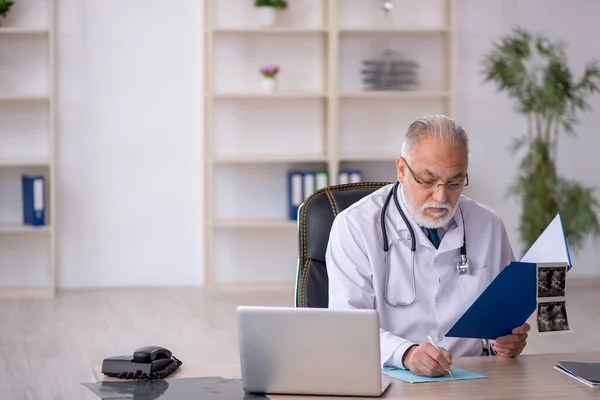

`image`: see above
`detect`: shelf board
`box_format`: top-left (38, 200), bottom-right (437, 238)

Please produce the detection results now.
top-left (213, 154), bottom-right (327, 164)
top-left (339, 27), bottom-right (450, 34)
top-left (212, 219), bottom-right (297, 230)
top-left (0, 287), bottom-right (55, 298)
top-left (213, 92), bottom-right (326, 99)
top-left (0, 158), bottom-right (50, 167)
top-left (208, 282), bottom-right (295, 294)
top-left (339, 90), bottom-right (450, 99)
top-left (0, 28), bottom-right (49, 35)
top-left (0, 95), bottom-right (49, 103)
top-left (340, 154), bottom-right (398, 162)
top-left (0, 224), bottom-right (52, 234)
top-left (211, 27), bottom-right (327, 34)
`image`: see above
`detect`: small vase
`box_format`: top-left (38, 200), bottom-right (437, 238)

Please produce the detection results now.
top-left (261, 77), bottom-right (277, 93)
top-left (258, 6), bottom-right (277, 27)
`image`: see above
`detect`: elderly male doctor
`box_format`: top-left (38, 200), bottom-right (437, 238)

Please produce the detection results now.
top-left (326, 115), bottom-right (530, 377)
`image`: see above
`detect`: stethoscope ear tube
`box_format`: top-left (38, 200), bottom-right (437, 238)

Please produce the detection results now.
top-left (380, 183), bottom-right (395, 253)
top-left (391, 182), bottom-right (416, 252)
top-left (382, 181), bottom-right (417, 253)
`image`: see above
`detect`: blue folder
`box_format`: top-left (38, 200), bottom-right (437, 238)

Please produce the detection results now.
top-left (22, 175), bottom-right (45, 226)
top-left (446, 213), bottom-right (570, 339)
top-left (287, 171), bottom-right (303, 221)
top-left (445, 261), bottom-right (537, 339)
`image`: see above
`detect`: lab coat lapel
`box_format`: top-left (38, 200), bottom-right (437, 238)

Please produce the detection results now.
top-left (437, 203), bottom-right (464, 254)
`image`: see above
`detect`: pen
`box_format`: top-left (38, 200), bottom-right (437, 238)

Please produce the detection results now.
top-left (427, 334), bottom-right (454, 378)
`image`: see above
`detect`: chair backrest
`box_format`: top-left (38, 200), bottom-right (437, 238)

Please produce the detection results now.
top-left (295, 182), bottom-right (389, 308)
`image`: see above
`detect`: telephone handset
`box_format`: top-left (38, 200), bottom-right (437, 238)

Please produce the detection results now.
top-left (101, 346), bottom-right (183, 380)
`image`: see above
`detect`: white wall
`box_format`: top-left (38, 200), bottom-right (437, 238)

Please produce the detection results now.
top-left (56, 0), bottom-right (204, 287)
top-left (458, 0), bottom-right (600, 276)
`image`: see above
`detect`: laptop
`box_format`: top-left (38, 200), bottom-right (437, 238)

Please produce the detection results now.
top-left (236, 306), bottom-right (392, 397)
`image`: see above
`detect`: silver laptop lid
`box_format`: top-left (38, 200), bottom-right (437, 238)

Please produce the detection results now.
top-left (237, 306), bottom-right (384, 396)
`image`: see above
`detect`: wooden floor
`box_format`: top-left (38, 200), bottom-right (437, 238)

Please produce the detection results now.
top-left (1, 278), bottom-right (599, 400)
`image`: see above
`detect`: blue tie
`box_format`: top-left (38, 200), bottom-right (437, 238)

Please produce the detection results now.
top-left (426, 228), bottom-right (441, 249)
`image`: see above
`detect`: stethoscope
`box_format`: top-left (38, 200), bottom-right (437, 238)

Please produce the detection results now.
top-left (380, 181), bottom-right (471, 307)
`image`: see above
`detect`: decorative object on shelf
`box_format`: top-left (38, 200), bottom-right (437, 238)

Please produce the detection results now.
top-left (361, 50), bottom-right (419, 91)
top-left (0, 0), bottom-right (14, 25)
top-left (260, 64), bottom-right (279, 92)
top-left (254, 0), bottom-right (288, 27)
top-left (380, 0), bottom-right (395, 27)
top-left (381, 1), bottom-right (394, 15)
top-left (482, 27), bottom-right (600, 253)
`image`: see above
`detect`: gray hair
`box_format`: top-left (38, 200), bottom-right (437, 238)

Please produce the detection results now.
top-left (400, 115), bottom-right (470, 163)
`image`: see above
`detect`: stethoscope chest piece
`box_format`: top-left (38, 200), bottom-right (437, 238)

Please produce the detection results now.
top-left (456, 254), bottom-right (472, 275)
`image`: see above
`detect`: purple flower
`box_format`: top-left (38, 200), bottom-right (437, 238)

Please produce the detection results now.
top-left (260, 64), bottom-right (280, 78)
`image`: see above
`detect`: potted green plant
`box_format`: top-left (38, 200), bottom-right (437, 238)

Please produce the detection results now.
top-left (254, 0), bottom-right (288, 27)
top-left (482, 27), bottom-right (600, 254)
top-left (0, 0), bottom-right (14, 26)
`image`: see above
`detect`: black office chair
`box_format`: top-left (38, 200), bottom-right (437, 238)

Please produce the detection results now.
top-left (295, 182), bottom-right (390, 308)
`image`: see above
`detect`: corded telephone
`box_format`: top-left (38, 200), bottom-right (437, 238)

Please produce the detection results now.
top-left (101, 346), bottom-right (182, 380)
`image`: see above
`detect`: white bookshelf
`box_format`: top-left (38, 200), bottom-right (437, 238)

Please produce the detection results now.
top-left (339, 90), bottom-right (451, 98)
top-left (0, 159), bottom-right (50, 167)
top-left (212, 27), bottom-right (327, 34)
top-left (204, 0), bottom-right (457, 291)
top-left (0, 95), bottom-right (49, 102)
top-left (213, 219), bottom-right (297, 230)
top-left (213, 92), bottom-right (327, 99)
top-left (213, 154), bottom-right (327, 164)
top-left (339, 27), bottom-right (450, 34)
top-left (0, 224), bottom-right (52, 234)
top-left (0, 27), bottom-right (49, 35)
top-left (0, 0), bottom-right (56, 297)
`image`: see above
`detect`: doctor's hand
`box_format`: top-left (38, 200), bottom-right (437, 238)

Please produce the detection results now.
top-left (492, 322), bottom-right (530, 357)
top-left (402, 343), bottom-right (452, 377)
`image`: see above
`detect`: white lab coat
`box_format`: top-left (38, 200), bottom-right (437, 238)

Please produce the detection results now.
top-left (326, 183), bottom-right (514, 368)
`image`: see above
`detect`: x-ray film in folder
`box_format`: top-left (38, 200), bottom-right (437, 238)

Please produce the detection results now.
top-left (446, 213), bottom-right (571, 339)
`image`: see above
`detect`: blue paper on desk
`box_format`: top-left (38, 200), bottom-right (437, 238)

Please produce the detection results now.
top-left (446, 213), bottom-right (571, 340)
top-left (382, 367), bottom-right (486, 383)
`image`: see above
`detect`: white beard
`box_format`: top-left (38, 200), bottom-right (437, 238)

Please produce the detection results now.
top-left (401, 179), bottom-right (458, 229)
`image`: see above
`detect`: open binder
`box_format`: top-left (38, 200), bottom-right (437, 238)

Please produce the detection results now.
top-left (446, 213), bottom-right (571, 339)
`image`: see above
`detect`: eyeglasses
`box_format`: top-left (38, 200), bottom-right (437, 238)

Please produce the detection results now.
top-left (402, 157), bottom-right (468, 191)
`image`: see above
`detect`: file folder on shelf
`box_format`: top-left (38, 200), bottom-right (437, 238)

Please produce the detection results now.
top-left (338, 169), bottom-right (361, 184)
top-left (349, 170), bottom-right (362, 183)
top-left (22, 175), bottom-right (45, 226)
top-left (287, 171), bottom-right (303, 221)
top-left (303, 172), bottom-right (315, 201)
top-left (315, 170), bottom-right (328, 190)
top-left (287, 170), bottom-right (331, 221)
top-left (338, 170), bottom-right (349, 185)
top-left (446, 213), bottom-right (570, 339)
